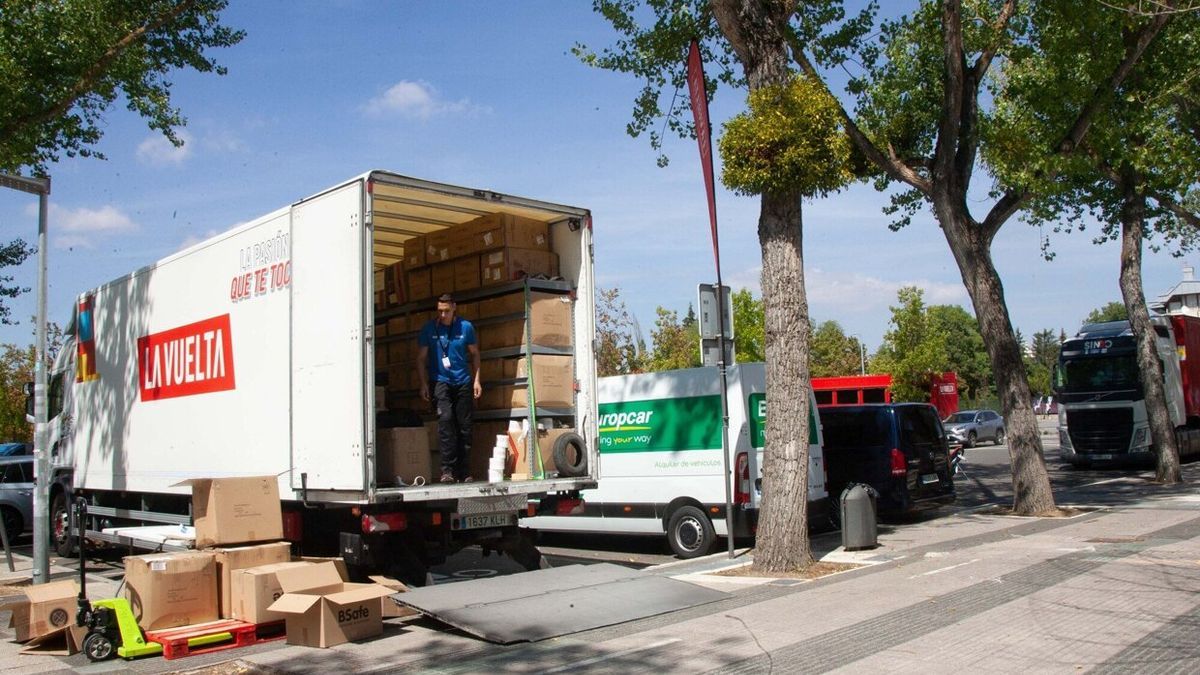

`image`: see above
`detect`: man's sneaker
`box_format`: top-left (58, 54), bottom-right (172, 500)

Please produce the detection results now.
top-left (440, 472), bottom-right (455, 484)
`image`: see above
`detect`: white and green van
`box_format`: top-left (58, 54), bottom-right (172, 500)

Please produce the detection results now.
top-left (523, 363), bottom-right (828, 558)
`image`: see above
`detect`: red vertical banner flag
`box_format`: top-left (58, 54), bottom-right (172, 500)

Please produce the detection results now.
top-left (687, 39), bottom-right (721, 273)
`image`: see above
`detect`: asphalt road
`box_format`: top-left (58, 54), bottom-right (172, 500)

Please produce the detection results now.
top-left (6, 416), bottom-right (1174, 585)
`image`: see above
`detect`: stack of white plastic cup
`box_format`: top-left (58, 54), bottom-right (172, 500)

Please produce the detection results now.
top-left (489, 434), bottom-right (507, 483)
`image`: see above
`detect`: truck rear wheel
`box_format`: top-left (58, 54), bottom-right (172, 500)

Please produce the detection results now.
top-left (666, 505), bottom-right (714, 559)
top-left (50, 493), bottom-right (74, 558)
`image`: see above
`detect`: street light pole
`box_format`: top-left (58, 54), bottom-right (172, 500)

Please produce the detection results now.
top-left (0, 172), bottom-right (51, 584)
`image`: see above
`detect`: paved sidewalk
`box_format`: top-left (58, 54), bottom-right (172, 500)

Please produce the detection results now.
top-left (3, 464), bottom-right (1198, 674)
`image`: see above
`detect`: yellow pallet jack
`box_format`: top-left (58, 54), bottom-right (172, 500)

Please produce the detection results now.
top-left (73, 498), bottom-right (163, 661)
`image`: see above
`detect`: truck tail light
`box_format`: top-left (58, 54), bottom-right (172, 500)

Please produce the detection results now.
top-left (282, 511), bottom-right (303, 542)
top-left (362, 513), bottom-right (407, 533)
top-left (734, 452), bottom-right (750, 504)
top-left (890, 448), bottom-right (907, 477)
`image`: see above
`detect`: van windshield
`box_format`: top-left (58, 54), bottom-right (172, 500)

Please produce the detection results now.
top-left (821, 409), bottom-right (890, 448)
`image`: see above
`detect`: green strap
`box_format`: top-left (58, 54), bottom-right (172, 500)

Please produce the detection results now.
top-left (524, 282), bottom-right (544, 479)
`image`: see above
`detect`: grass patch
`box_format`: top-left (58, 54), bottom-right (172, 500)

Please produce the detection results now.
top-left (713, 560), bottom-right (862, 580)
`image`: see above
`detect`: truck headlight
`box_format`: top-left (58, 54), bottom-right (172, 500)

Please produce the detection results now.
top-left (1132, 427), bottom-right (1149, 450)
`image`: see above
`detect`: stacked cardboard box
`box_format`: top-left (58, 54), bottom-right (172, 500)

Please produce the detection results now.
top-left (478, 354), bottom-right (574, 411)
top-left (402, 213), bottom-right (557, 301)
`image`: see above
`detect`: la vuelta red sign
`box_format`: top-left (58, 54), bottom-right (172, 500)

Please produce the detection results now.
top-left (137, 314), bottom-right (236, 401)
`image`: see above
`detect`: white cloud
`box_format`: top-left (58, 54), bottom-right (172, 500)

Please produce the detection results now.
top-left (177, 229), bottom-right (223, 252)
top-left (46, 204), bottom-right (138, 249)
top-left (136, 130), bottom-right (193, 166)
top-left (362, 80), bottom-right (487, 119)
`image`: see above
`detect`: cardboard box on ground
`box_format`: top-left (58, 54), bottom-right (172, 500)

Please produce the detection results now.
top-left (1, 579), bottom-right (79, 643)
top-left (267, 562), bottom-right (394, 648)
top-left (212, 541), bottom-right (292, 618)
top-left (123, 550), bottom-right (219, 630)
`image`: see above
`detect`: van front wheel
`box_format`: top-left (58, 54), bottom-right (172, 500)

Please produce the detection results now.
top-left (666, 506), bottom-right (715, 559)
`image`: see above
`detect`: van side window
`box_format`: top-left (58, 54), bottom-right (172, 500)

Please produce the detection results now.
top-left (48, 372), bottom-right (64, 419)
top-left (899, 407), bottom-right (938, 446)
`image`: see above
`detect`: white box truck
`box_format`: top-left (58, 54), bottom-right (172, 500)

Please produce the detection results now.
top-left (522, 364), bottom-right (828, 558)
top-left (43, 171), bottom-right (598, 584)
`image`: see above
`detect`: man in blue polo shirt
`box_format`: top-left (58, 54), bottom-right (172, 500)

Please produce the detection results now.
top-left (417, 293), bottom-right (482, 483)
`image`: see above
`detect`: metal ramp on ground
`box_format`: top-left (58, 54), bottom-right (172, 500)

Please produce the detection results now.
top-left (392, 562), bottom-right (728, 644)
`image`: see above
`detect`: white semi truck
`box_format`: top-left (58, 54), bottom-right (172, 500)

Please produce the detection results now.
top-left (43, 171), bottom-right (599, 584)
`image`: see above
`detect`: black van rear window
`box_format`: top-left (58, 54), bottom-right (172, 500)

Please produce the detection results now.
top-left (821, 409), bottom-right (891, 448)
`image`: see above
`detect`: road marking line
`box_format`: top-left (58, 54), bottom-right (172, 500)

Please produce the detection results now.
top-left (541, 638), bottom-right (682, 673)
top-left (910, 558), bottom-right (980, 579)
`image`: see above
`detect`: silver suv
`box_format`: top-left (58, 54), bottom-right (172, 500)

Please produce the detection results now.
top-left (943, 409), bottom-right (1005, 448)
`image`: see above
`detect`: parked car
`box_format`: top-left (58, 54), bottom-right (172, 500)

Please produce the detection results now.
top-left (0, 442), bottom-right (30, 456)
top-left (943, 409), bottom-right (1005, 448)
top-left (819, 403), bottom-right (956, 520)
top-left (0, 455), bottom-right (34, 537)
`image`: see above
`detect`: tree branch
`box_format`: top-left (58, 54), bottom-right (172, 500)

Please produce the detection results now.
top-left (787, 40), bottom-right (932, 195)
top-left (933, 0), bottom-right (966, 198)
top-left (1055, 9), bottom-right (1172, 153)
top-left (969, 0), bottom-right (1016, 83)
top-left (0, 0), bottom-right (198, 140)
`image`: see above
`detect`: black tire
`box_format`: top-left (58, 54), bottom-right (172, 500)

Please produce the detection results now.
top-left (965, 431), bottom-right (977, 449)
top-left (994, 428), bottom-right (1005, 446)
top-left (0, 506), bottom-right (22, 540)
top-left (83, 632), bottom-right (115, 661)
top-left (666, 505), bottom-right (715, 559)
top-left (50, 492), bottom-right (74, 558)
top-left (551, 432), bottom-right (588, 478)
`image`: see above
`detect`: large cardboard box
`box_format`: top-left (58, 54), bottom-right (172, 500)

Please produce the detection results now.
top-left (430, 261), bottom-right (455, 297)
top-left (212, 541), bottom-right (292, 618)
top-left (425, 230), bottom-right (453, 265)
top-left (384, 261), bottom-right (407, 307)
top-left (478, 294), bottom-right (573, 351)
top-left (469, 213), bottom-right (550, 252)
top-left (268, 562), bottom-right (393, 648)
top-left (480, 355), bottom-right (574, 410)
top-left (229, 560), bottom-right (313, 624)
top-left (378, 427), bottom-right (433, 485)
top-left (480, 248), bottom-right (558, 286)
top-left (123, 550), bottom-right (218, 630)
top-left (404, 235), bottom-right (426, 268)
top-left (453, 255), bottom-right (481, 291)
top-left (178, 476), bottom-right (283, 549)
top-left (0, 579), bottom-right (78, 642)
top-left (407, 267), bottom-right (432, 301)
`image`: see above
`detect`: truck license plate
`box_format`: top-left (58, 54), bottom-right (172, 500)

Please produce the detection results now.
top-left (452, 513), bottom-right (516, 530)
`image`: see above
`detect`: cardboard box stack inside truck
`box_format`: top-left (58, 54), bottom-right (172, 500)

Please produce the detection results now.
top-left (373, 210), bottom-right (578, 482)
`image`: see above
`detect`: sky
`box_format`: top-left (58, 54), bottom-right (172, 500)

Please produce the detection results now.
top-left (0, 1), bottom-right (1192, 357)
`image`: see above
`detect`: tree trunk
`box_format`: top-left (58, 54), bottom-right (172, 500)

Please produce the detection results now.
top-left (711, 0), bottom-right (812, 573)
top-left (754, 190), bottom-right (813, 572)
top-left (1118, 188), bottom-right (1181, 483)
top-left (936, 211), bottom-right (1058, 515)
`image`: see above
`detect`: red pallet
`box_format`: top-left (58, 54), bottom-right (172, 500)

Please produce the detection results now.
top-left (145, 619), bottom-right (285, 660)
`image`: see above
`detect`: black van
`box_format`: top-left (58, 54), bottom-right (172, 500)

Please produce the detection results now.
top-left (819, 403), bottom-right (956, 519)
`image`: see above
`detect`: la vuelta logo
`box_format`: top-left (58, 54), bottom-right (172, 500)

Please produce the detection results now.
top-left (137, 315), bottom-right (236, 401)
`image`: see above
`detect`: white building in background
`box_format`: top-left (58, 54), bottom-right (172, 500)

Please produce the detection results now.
top-left (1151, 265), bottom-right (1200, 317)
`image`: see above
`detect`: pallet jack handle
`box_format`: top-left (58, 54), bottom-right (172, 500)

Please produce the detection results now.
top-left (75, 498), bottom-right (89, 624)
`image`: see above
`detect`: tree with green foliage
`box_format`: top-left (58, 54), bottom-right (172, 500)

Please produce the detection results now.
top-left (1084, 302), bottom-right (1130, 325)
top-left (928, 304), bottom-right (991, 402)
top-left (1025, 328), bottom-right (1059, 397)
top-left (0, 0), bottom-right (243, 321)
top-left (0, 323), bottom-right (63, 442)
top-left (872, 287), bottom-right (946, 401)
top-left (731, 288), bottom-right (765, 363)
top-left (595, 287), bottom-right (646, 376)
top-left (0, 0), bottom-right (244, 173)
top-left (986, 3), bottom-right (1200, 484)
top-left (0, 240), bottom-right (33, 325)
top-left (809, 321), bottom-right (864, 377)
top-left (775, 0), bottom-right (1184, 515)
top-left (647, 306), bottom-right (701, 372)
top-left (580, 0), bottom-right (860, 572)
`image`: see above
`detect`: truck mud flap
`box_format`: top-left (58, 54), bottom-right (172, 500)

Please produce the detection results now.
top-left (390, 562), bottom-right (728, 644)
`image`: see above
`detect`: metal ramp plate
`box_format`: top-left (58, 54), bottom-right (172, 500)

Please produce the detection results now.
top-left (393, 562), bottom-right (728, 644)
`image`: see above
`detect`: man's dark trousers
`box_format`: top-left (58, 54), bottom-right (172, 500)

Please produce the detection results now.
top-left (435, 381), bottom-right (474, 480)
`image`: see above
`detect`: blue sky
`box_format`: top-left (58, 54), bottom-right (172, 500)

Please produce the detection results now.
top-left (0, 2), bottom-right (1190, 356)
